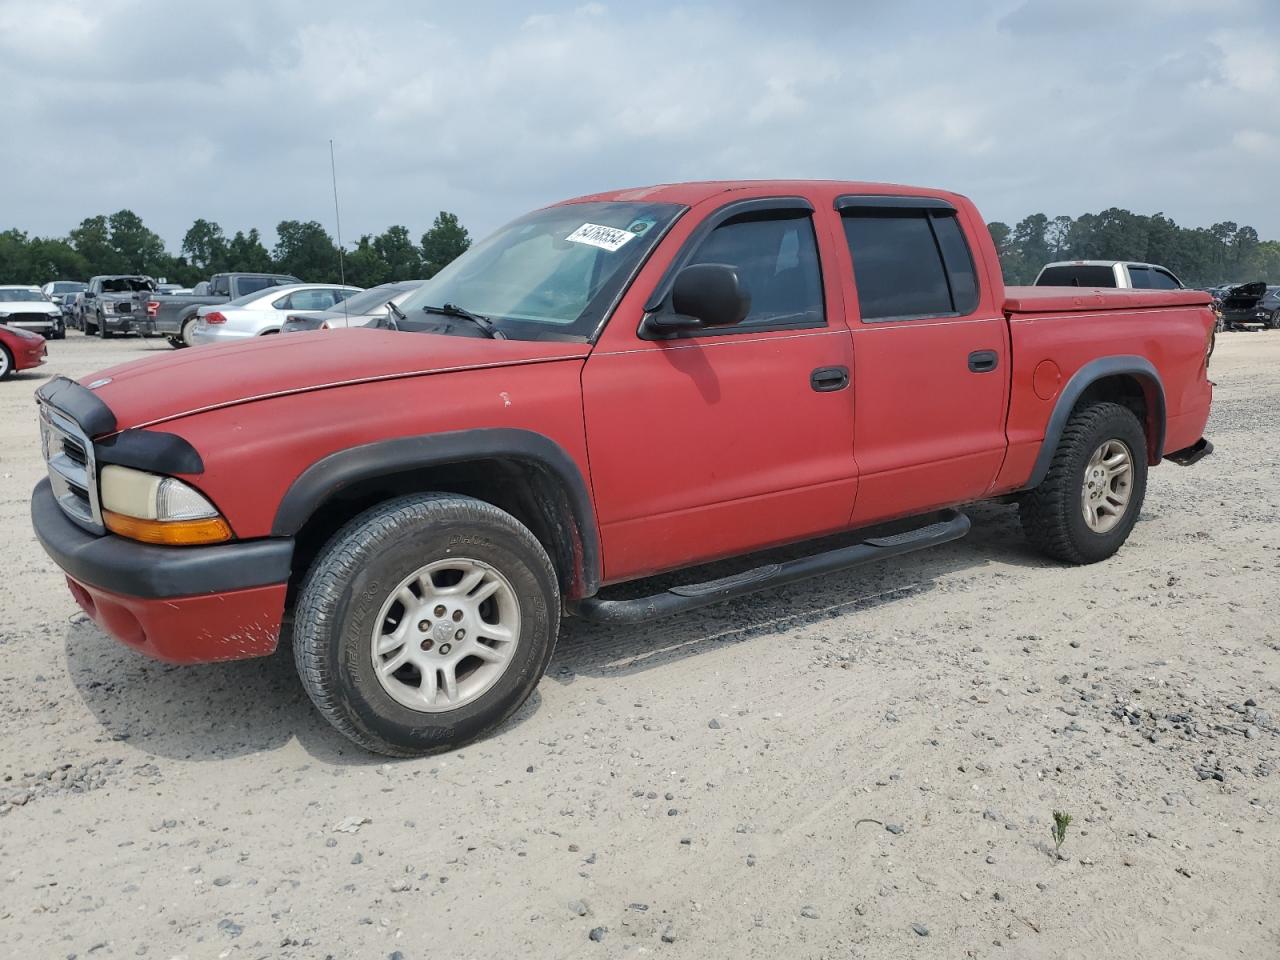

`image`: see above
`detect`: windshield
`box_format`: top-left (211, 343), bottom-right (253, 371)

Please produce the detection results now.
top-left (323, 281), bottom-right (422, 316)
top-left (51, 281), bottom-right (86, 294)
top-left (396, 201), bottom-right (684, 340)
top-left (101, 277), bottom-right (153, 293)
top-left (0, 288), bottom-right (45, 302)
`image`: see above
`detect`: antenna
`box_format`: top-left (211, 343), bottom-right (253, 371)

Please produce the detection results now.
top-left (329, 138), bottom-right (350, 326)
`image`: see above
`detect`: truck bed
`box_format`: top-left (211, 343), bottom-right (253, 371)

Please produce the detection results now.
top-left (1004, 286), bottom-right (1211, 315)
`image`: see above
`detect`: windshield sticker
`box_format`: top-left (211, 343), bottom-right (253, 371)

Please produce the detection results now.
top-left (565, 223), bottom-right (637, 252)
top-left (626, 217), bottom-right (657, 235)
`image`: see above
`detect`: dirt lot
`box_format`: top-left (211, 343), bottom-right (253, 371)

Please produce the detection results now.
top-left (1, 331), bottom-right (1276, 959)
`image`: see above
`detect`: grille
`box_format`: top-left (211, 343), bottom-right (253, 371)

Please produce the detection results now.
top-left (4, 312), bottom-right (56, 325)
top-left (40, 404), bottom-right (103, 534)
top-left (113, 301), bottom-right (133, 314)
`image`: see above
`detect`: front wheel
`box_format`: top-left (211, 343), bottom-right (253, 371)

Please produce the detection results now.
top-left (293, 494), bottom-right (560, 756)
top-left (0, 344), bottom-right (12, 380)
top-left (98, 316), bottom-right (113, 339)
top-left (1019, 401), bottom-right (1148, 564)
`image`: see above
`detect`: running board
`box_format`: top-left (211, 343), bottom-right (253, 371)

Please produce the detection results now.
top-left (570, 509), bottom-right (971, 625)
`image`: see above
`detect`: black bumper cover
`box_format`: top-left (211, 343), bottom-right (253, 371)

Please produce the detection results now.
top-left (31, 478), bottom-right (293, 599)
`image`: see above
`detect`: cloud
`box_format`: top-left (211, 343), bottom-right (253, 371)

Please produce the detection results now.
top-left (1, 0), bottom-right (1277, 251)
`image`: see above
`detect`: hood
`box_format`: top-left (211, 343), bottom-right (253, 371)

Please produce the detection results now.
top-left (0, 299), bottom-right (59, 314)
top-left (80, 328), bottom-right (590, 434)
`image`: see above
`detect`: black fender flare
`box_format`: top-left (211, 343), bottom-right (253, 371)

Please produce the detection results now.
top-left (1026, 355), bottom-right (1166, 489)
top-left (271, 428), bottom-right (602, 596)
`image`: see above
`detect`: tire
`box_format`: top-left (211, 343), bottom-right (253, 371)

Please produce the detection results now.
top-left (99, 318), bottom-right (113, 339)
top-left (0, 344), bottom-right (12, 380)
top-left (84, 319), bottom-right (96, 336)
top-left (1019, 401), bottom-right (1148, 564)
top-left (179, 318), bottom-right (196, 348)
top-left (293, 493), bottom-right (560, 757)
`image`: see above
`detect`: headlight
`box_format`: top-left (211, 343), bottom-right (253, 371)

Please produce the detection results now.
top-left (99, 465), bottom-right (232, 545)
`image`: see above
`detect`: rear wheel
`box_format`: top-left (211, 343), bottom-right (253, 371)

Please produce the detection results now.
top-left (293, 493), bottom-right (559, 756)
top-left (1020, 401), bottom-right (1148, 564)
top-left (179, 317), bottom-right (196, 347)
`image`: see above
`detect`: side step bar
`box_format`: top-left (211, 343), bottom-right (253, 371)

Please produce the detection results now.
top-left (570, 509), bottom-right (971, 625)
top-left (1164, 436), bottom-right (1212, 467)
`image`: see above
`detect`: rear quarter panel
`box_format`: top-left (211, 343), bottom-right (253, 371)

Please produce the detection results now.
top-left (996, 302), bottom-right (1213, 491)
top-left (158, 359), bottom-right (592, 539)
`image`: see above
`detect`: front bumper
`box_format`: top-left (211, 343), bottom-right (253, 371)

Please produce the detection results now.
top-left (16, 341), bottom-right (48, 370)
top-left (32, 478), bottom-right (293, 663)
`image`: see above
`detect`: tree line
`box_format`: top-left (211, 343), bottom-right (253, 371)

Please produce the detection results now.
top-left (4, 204), bottom-right (1276, 291)
top-left (988, 209), bottom-right (1280, 287)
top-left (0, 211), bottom-right (472, 288)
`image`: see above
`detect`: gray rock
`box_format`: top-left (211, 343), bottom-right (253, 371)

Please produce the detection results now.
top-left (660, 925), bottom-right (676, 943)
top-left (885, 823), bottom-right (904, 835)
top-left (569, 899), bottom-right (590, 917)
top-left (708, 719), bottom-right (722, 729)
top-left (588, 926), bottom-right (607, 942)
top-left (911, 922), bottom-right (930, 937)
top-left (217, 919), bottom-right (243, 938)
top-left (800, 906), bottom-right (819, 919)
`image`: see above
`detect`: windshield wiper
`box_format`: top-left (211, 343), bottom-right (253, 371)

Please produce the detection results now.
top-left (420, 302), bottom-right (506, 340)
top-left (385, 298), bottom-right (407, 330)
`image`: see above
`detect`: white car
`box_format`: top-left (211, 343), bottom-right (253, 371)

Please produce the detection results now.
top-left (189, 283), bottom-right (363, 345)
top-left (1034, 260), bottom-right (1184, 290)
top-left (0, 285), bottom-right (65, 339)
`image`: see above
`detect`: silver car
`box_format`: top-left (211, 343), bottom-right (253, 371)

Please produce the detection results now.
top-left (280, 280), bottom-right (426, 334)
top-left (189, 283), bottom-right (363, 345)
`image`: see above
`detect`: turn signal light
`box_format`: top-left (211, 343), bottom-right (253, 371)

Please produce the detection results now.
top-left (103, 510), bottom-right (233, 545)
top-left (205, 311), bottom-right (227, 324)
top-left (146, 299), bottom-right (159, 317)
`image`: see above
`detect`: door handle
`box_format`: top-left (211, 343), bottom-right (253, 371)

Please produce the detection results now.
top-left (810, 365), bottom-right (850, 392)
top-left (967, 350), bottom-right (999, 373)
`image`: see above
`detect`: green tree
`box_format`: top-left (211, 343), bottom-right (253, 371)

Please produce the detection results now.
top-left (181, 218), bottom-right (230, 275)
top-left (420, 211), bottom-right (470, 277)
top-left (273, 220), bottom-right (340, 281)
top-left (344, 235), bottom-right (391, 288)
top-left (374, 225), bottom-right (423, 280)
top-left (107, 209), bottom-right (167, 275)
top-left (70, 215), bottom-right (122, 275)
top-left (226, 228), bottom-right (274, 273)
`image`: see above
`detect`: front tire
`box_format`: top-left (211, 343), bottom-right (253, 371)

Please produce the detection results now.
top-left (98, 316), bottom-right (113, 339)
top-left (1020, 401), bottom-right (1148, 564)
top-left (0, 344), bottom-right (12, 380)
top-left (293, 494), bottom-right (560, 757)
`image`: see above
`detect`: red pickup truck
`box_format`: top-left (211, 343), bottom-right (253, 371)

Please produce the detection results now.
top-left (31, 180), bottom-right (1215, 756)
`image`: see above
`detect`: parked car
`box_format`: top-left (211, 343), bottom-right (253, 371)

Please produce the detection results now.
top-left (82, 275), bottom-right (157, 338)
top-left (280, 280), bottom-right (426, 334)
top-left (0, 322), bottom-right (47, 379)
top-left (189, 283), bottom-right (362, 345)
top-left (43, 280), bottom-right (87, 330)
top-left (146, 272), bottom-right (301, 347)
top-left (0, 285), bottom-right (65, 339)
top-left (1215, 281), bottom-right (1270, 330)
top-left (1251, 285), bottom-right (1280, 329)
top-left (1034, 260), bottom-right (1184, 289)
top-left (29, 180), bottom-right (1216, 756)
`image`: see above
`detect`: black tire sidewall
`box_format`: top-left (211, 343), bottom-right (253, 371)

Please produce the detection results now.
top-left (311, 505), bottom-right (557, 753)
top-left (1060, 407), bottom-right (1148, 562)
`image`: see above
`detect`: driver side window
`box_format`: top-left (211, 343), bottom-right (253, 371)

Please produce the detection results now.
top-left (683, 213), bottom-right (825, 331)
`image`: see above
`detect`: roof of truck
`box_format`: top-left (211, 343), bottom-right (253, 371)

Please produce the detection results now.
top-left (562, 180), bottom-right (970, 207)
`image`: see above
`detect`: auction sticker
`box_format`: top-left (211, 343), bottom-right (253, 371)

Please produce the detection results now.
top-left (565, 223), bottom-right (637, 252)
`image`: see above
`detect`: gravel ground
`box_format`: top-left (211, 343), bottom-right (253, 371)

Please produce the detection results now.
top-left (1, 331), bottom-right (1276, 959)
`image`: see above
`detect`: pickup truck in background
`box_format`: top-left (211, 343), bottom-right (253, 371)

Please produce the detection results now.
top-left (30, 180), bottom-right (1215, 757)
top-left (1035, 260), bottom-right (1185, 289)
top-left (82, 275), bottom-right (157, 338)
top-left (146, 272), bottom-right (300, 347)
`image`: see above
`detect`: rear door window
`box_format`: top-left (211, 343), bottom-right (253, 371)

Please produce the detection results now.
top-left (1149, 269), bottom-right (1180, 290)
top-left (841, 208), bottom-right (979, 321)
top-left (1128, 266), bottom-right (1153, 288)
top-left (279, 289), bottom-right (339, 311)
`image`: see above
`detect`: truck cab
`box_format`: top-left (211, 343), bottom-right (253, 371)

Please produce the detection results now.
top-left (1034, 260), bottom-right (1184, 289)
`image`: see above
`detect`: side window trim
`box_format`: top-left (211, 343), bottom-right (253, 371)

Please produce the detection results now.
top-left (838, 200), bottom-right (982, 324)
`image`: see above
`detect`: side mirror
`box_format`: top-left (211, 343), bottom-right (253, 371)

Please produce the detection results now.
top-left (643, 263), bottom-right (751, 335)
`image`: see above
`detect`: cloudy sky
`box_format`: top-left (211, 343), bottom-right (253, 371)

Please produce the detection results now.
top-left (3, 0), bottom-right (1278, 249)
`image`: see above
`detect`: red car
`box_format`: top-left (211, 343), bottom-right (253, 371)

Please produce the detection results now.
top-left (0, 323), bottom-right (47, 379)
top-left (30, 180), bottom-right (1216, 755)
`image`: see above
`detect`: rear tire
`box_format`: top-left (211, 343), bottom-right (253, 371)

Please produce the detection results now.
top-left (180, 318), bottom-right (196, 348)
top-left (1019, 402), bottom-right (1148, 564)
top-left (293, 493), bottom-right (560, 757)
